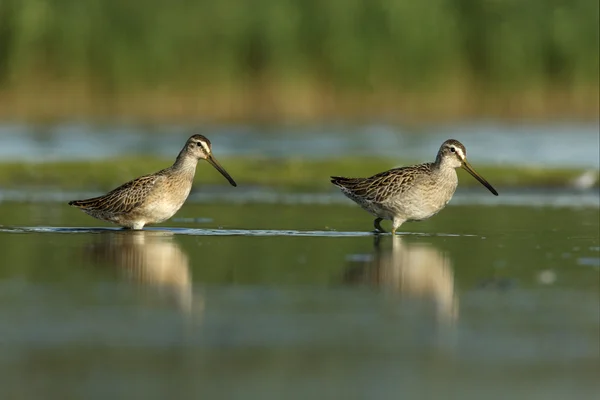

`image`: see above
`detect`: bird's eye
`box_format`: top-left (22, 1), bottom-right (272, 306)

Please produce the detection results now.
top-left (196, 142), bottom-right (202, 147)
top-left (450, 147), bottom-right (456, 153)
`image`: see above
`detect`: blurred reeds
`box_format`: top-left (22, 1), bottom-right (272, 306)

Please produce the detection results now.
top-left (0, 0), bottom-right (598, 122)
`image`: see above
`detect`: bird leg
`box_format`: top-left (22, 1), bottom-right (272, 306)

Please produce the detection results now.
top-left (392, 218), bottom-right (405, 235)
top-left (373, 218), bottom-right (386, 233)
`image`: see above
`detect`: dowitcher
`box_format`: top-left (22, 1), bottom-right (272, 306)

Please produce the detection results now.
top-left (331, 139), bottom-right (498, 234)
top-left (69, 134), bottom-right (236, 229)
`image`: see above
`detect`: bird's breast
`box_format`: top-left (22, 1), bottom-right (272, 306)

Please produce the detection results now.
top-left (141, 179), bottom-right (194, 223)
top-left (391, 170), bottom-right (458, 220)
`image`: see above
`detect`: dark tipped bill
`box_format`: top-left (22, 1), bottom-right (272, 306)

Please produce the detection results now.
top-left (207, 155), bottom-right (237, 187)
top-left (462, 160), bottom-right (498, 196)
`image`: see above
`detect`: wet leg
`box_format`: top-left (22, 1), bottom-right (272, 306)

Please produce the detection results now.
top-left (391, 218), bottom-right (405, 235)
top-left (373, 218), bottom-right (386, 233)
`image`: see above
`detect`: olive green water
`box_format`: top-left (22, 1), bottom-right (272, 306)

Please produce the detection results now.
top-left (0, 199), bottom-right (598, 399)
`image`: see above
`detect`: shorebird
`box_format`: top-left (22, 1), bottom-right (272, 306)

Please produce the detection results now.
top-left (331, 139), bottom-right (498, 234)
top-left (69, 134), bottom-right (236, 229)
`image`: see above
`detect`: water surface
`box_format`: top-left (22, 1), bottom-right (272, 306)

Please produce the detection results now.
top-left (0, 198), bottom-right (598, 399)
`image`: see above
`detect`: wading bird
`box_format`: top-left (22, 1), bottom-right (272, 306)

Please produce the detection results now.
top-left (331, 139), bottom-right (498, 234)
top-left (69, 134), bottom-right (236, 229)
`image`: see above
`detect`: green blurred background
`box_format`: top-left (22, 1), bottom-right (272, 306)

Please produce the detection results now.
top-left (0, 0), bottom-right (598, 123)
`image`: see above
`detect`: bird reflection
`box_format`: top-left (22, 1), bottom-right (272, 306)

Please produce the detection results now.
top-left (86, 230), bottom-right (200, 316)
top-left (344, 235), bottom-right (458, 325)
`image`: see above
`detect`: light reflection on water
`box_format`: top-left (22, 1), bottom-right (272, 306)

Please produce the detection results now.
top-left (0, 226), bottom-right (474, 238)
top-left (344, 235), bottom-right (458, 326)
top-left (0, 201), bottom-right (598, 399)
top-left (84, 230), bottom-right (199, 316)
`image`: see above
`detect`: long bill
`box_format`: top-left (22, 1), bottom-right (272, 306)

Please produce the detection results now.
top-left (461, 160), bottom-right (498, 196)
top-left (206, 155), bottom-right (237, 187)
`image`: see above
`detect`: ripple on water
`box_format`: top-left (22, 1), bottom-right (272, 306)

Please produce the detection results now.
top-left (0, 226), bottom-right (478, 238)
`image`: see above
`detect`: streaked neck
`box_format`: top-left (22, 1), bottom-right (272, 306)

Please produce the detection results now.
top-left (172, 150), bottom-right (199, 176)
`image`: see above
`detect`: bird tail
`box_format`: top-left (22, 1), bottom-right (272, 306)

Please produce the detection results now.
top-left (332, 176), bottom-right (360, 189)
top-left (68, 198), bottom-right (98, 208)
top-left (331, 176), bottom-right (350, 186)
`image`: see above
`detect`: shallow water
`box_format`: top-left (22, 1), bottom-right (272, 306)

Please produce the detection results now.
top-left (0, 121), bottom-right (598, 168)
top-left (0, 197), bottom-right (598, 399)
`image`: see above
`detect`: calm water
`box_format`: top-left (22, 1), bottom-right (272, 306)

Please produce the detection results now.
top-left (0, 121), bottom-right (598, 168)
top-left (0, 196), bottom-right (598, 399)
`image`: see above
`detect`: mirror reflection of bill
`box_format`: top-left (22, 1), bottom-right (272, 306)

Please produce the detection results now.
top-left (344, 235), bottom-right (458, 326)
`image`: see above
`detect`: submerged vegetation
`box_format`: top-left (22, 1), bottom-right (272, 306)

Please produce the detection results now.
top-left (0, 157), bottom-right (595, 191)
top-left (0, 0), bottom-right (598, 122)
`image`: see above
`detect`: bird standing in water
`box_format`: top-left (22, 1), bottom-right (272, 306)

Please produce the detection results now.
top-left (69, 134), bottom-right (237, 229)
top-left (331, 139), bottom-right (498, 234)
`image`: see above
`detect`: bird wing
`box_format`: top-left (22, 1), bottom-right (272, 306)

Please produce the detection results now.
top-left (69, 174), bottom-right (164, 214)
top-left (331, 163), bottom-right (432, 203)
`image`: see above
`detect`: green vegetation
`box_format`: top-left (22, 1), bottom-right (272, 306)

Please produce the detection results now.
top-left (0, 157), bottom-right (595, 191)
top-left (0, 0), bottom-right (598, 122)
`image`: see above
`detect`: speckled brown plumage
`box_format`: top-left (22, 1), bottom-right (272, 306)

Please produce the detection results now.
top-left (331, 139), bottom-right (498, 234)
top-left (69, 173), bottom-right (164, 215)
top-left (331, 162), bottom-right (434, 204)
top-left (69, 134), bottom-right (237, 229)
